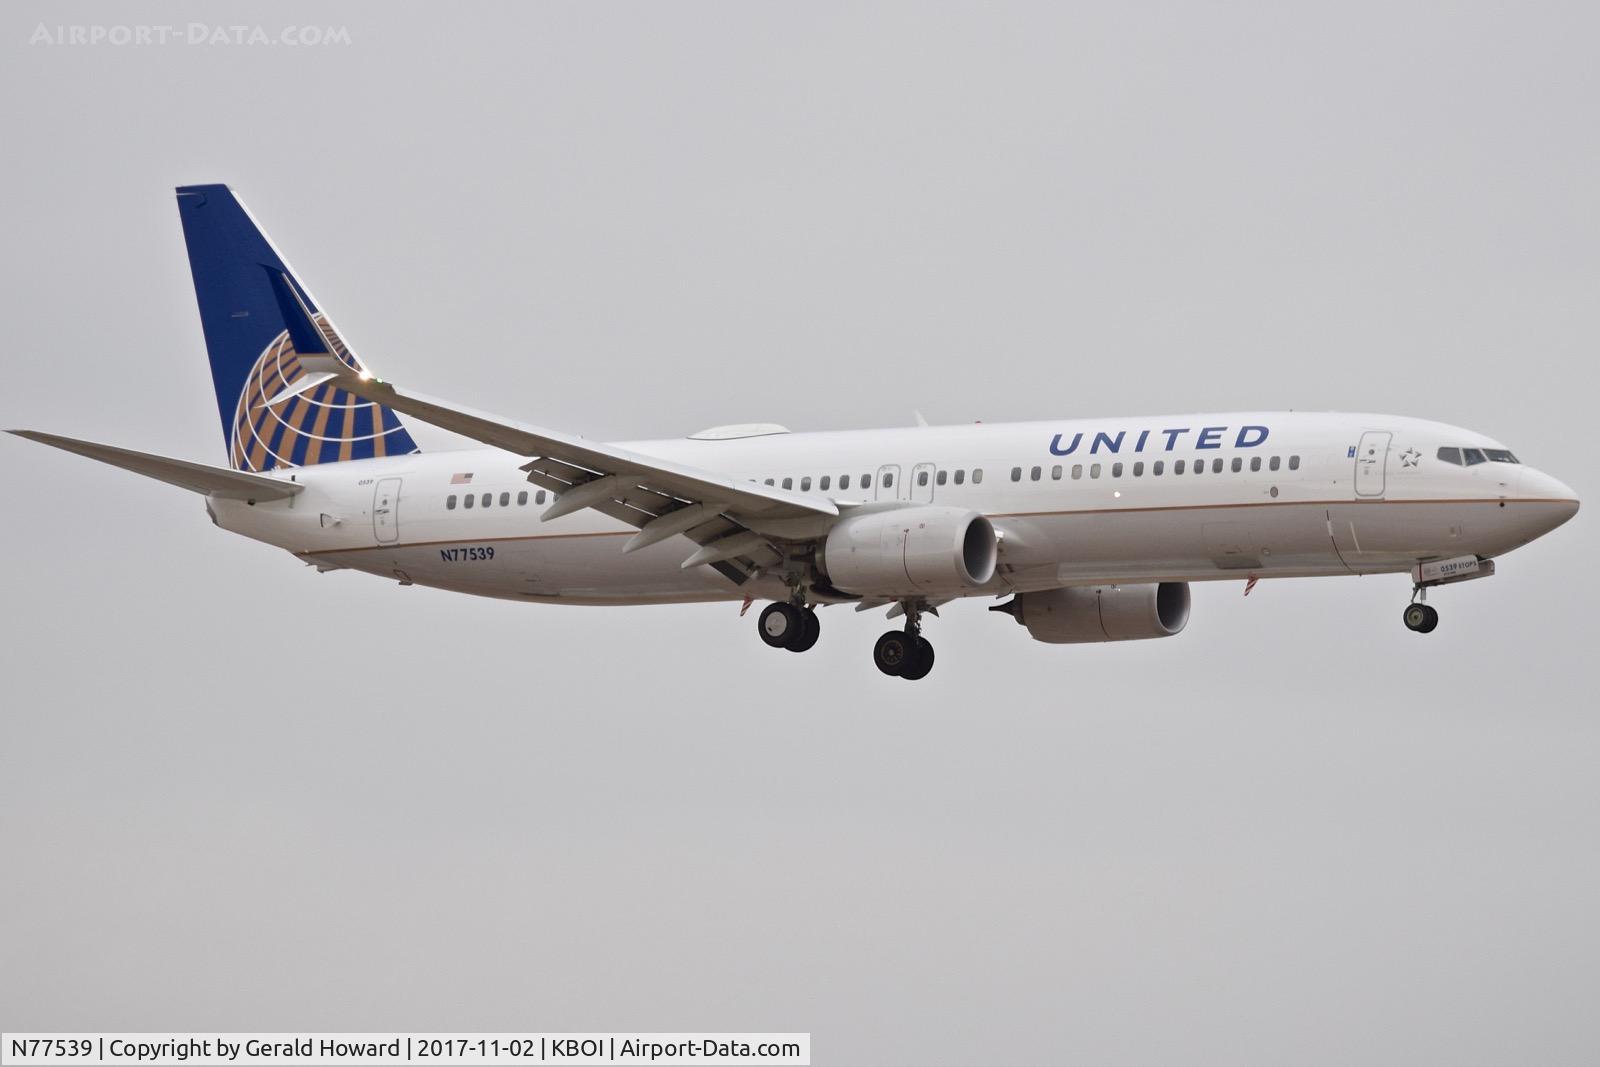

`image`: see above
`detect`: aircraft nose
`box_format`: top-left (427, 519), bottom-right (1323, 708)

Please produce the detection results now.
top-left (1520, 468), bottom-right (1580, 529)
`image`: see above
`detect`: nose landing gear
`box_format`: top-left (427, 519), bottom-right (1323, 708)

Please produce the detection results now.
top-left (1402, 601), bottom-right (1439, 633)
top-left (1403, 580), bottom-right (1440, 634)
top-left (1401, 556), bottom-right (1495, 634)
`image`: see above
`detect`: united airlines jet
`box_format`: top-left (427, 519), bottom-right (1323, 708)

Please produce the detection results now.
top-left (10, 185), bottom-right (1581, 679)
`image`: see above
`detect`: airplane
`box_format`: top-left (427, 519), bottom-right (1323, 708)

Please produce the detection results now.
top-left (9, 185), bottom-right (1581, 680)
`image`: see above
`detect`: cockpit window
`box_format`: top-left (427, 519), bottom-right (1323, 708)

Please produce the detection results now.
top-left (1439, 445), bottom-right (1517, 466)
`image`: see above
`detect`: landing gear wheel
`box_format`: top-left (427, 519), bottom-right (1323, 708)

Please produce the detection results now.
top-left (899, 637), bottom-right (935, 681)
top-left (787, 609), bottom-right (821, 653)
top-left (759, 603), bottom-right (804, 648)
top-left (873, 630), bottom-right (916, 676)
top-left (1403, 603), bottom-right (1440, 633)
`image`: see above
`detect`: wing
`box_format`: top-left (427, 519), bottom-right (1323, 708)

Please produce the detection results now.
top-left (284, 368), bottom-right (838, 585)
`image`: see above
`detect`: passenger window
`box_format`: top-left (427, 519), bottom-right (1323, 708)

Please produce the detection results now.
top-left (800, 476), bottom-right (812, 491)
top-left (1090, 463), bottom-right (1101, 479)
top-left (936, 470), bottom-right (947, 486)
top-left (518, 491), bottom-right (528, 505)
top-left (1194, 460), bottom-right (1203, 475)
top-left (973, 469), bottom-right (983, 484)
top-left (841, 474), bottom-right (851, 489)
top-left (1072, 464), bottom-right (1083, 479)
top-left (863, 474), bottom-right (873, 489)
top-left (1231, 458), bottom-right (1242, 473)
top-left (820, 475), bottom-right (831, 490)
top-left (1153, 460), bottom-right (1164, 476)
top-left (1462, 448), bottom-right (1486, 466)
top-left (500, 492), bottom-right (510, 506)
top-left (1436, 447), bottom-right (1462, 465)
top-left (464, 494), bottom-right (475, 509)
top-left (536, 490), bottom-right (547, 504)
top-left (1288, 455), bottom-right (1301, 470)
top-left (1175, 459), bottom-right (1186, 474)
top-left (953, 470), bottom-right (964, 485)
top-left (481, 493), bottom-right (492, 507)
top-left (447, 495), bottom-right (457, 509)
top-left (883, 473), bottom-right (893, 487)
top-left (1011, 466), bottom-right (1022, 482)
top-left (1269, 455), bottom-right (1281, 471)
top-left (1212, 458), bottom-right (1224, 473)
top-left (1133, 461), bottom-right (1144, 477)
top-left (1051, 465), bottom-right (1062, 480)
top-left (1112, 462), bottom-right (1123, 477)
top-left (1030, 466), bottom-right (1041, 481)
top-left (1249, 456), bottom-right (1261, 472)
top-left (782, 477), bottom-right (793, 489)
top-left (918, 470), bottom-right (930, 487)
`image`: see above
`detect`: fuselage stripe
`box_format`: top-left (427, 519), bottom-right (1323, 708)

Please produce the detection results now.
top-left (295, 496), bottom-right (1571, 557)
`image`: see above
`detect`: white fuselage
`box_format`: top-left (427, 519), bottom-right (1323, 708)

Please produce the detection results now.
top-left (209, 411), bottom-right (1579, 606)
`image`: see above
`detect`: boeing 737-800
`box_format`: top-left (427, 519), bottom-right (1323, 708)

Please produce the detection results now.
top-left (9, 185), bottom-right (1581, 679)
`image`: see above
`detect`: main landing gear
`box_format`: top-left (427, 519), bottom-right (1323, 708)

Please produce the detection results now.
top-left (758, 601), bottom-right (820, 652)
top-left (873, 603), bottom-right (935, 681)
top-left (755, 597), bottom-right (937, 679)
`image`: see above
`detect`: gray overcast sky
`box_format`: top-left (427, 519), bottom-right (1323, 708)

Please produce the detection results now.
top-left (1, 2), bottom-right (1596, 1063)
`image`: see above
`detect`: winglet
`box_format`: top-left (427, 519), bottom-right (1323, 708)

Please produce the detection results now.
top-left (263, 370), bottom-right (338, 407)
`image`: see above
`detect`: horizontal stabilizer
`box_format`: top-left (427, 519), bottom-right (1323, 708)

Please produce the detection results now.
top-left (10, 430), bottom-right (303, 501)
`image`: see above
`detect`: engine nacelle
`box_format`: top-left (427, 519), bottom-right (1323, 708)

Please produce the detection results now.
top-left (996, 582), bottom-right (1191, 643)
top-left (819, 506), bottom-right (997, 597)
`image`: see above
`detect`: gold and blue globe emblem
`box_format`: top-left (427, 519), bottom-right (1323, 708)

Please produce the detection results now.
top-left (229, 314), bottom-right (414, 472)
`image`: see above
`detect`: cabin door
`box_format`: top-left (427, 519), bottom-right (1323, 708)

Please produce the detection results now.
top-left (373, 477), bottom-right (402, 544)
top-left (1354, 431), bottom-right (1391, 498)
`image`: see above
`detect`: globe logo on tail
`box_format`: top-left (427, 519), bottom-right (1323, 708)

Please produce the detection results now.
top-left (229, 314), bottom-right (415, 472)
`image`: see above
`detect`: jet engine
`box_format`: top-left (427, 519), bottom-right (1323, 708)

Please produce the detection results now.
top-left (993, 582), bottom-right (1191, 643)
top-left (818, 506), bottom-right (997, 597)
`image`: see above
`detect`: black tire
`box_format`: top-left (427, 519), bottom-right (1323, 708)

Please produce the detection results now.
top-left (759, 603), bottom-right (803, 648)
top-left (873, 630), bottom-right (914, 676)
top-left (900, 637), bottom-right (935, 680)
top-left (787, 609), bottom-right (821, 653)
top-left (1417, 605), bottom-right (1440, 634)
top-left (1403, 603), bottom-right (1429, 632)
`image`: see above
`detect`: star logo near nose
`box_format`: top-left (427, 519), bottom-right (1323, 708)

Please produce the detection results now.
top-left (1400, 447), bottom-right (1421, 468)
